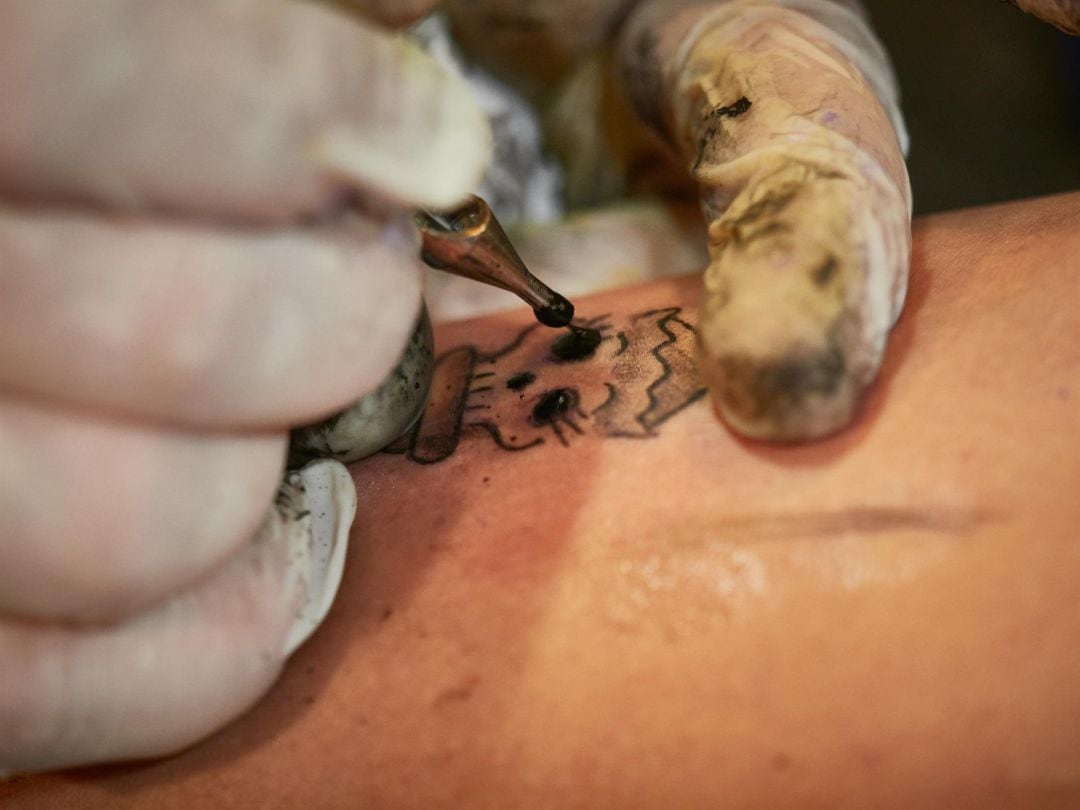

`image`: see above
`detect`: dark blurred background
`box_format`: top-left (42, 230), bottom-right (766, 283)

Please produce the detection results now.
top-left (862, 0), bottom-right (1080, 213)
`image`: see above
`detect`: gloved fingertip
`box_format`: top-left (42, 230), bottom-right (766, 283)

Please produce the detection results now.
top-left (280, 460), bottom-right (356, 657)
top-left (309, 42), bottom-right (492, 209)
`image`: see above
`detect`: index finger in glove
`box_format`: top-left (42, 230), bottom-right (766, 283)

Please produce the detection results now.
top-left (0, 207), bottom-right (422, 427)
top-left (0, 0), bottom-right (490, 219)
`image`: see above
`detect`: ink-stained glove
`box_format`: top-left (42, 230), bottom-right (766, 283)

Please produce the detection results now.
top-left (0, 0), bottom-right (489, 774)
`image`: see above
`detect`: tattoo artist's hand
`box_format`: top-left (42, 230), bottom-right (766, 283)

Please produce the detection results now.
top-left (0, 0), bottom-right (488, 774)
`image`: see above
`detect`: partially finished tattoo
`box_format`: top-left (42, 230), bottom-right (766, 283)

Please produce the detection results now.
top-left (385, 307), bottom-right (707, 464)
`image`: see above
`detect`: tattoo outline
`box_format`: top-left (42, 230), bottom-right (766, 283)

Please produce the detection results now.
top-left (385, 307), bottom-right (707, 464)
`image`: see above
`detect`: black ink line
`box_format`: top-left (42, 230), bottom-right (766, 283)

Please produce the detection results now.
top-left (550, 420), bottom-right (568, 446)
top-left (592, 382), bottom-right (618, 414)
top-left (643, 388), bottom-right (707, 428)
top-left (387, 306), bottom-right (706, 465)
top-left (479, 323), bottom-right (541, 363)
top-left (635, 309), bottom-right (707, 432)
top-left (602, 429), bottom-right (655, 440)
top-left (467, 421), bottom-right (544, 452)
top-left (636, 306), bottom-right (682, 319)
top-left (581, 313), bottom-right (612, 327)
top-left (506, 371), bottom-right (536, 391)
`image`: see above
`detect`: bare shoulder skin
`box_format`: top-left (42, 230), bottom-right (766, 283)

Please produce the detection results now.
top-left (4, 193), bottom-right (1080, 808)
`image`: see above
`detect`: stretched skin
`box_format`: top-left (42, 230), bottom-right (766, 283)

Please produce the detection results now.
top-left (4, 192), bottom-right (1078, 809)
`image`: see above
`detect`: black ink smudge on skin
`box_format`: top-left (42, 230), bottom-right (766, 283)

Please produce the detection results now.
top-left (531, 390), bottom-right (574, 427)
top-left (551, 326), bottom-right (602, 362)
top-left (531, 388), bottom-right (578, 425)
top-left (506, 371), bottom-right (536, 391)
top-left (530, 388), bottom-right (585, 447)
top-left (468, 421), bottom-right (543, 452)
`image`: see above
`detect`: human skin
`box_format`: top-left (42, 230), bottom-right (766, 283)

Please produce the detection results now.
top-left (4, 193), bottom-right (1079, 807)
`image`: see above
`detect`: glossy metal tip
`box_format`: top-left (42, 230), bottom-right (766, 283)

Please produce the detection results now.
top-left (416, 195), bottom-right (573, 327)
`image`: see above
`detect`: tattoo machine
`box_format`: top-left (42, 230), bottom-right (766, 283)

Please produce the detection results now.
top-left (415, 195), bottom-right (577, 329)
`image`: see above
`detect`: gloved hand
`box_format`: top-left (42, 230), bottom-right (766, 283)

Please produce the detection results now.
top-left (0, 0), bottom-right (489, 774)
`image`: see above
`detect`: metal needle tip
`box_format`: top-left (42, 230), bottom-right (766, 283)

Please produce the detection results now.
top-left (416, 196), bottom-right (573, 326)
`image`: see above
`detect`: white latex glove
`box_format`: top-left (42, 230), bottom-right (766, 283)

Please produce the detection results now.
top-left (0, 0), bottom-right (489, 774)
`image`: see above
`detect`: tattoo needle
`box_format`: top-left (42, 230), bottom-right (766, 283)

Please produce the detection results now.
top-left (415, 195), bottom-right (577, 329)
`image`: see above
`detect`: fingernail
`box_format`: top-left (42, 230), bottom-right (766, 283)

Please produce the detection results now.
top-left (309, 42), bottom-right (492, 209)
top-left (281, 460), bottom-right (356, 656)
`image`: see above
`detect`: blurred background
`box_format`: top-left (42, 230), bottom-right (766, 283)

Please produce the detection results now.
top-left (863, 0), bottom-right (1080, 214)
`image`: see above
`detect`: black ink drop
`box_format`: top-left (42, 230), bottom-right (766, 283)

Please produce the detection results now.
top-left (552, 326), bottom-right (602, 362)
top-left (534, 292), bottom-right (575, 328)
top-left (531, 388), bottom-right (579, 426)
top-left (506, 371), bottom-right (536, 391)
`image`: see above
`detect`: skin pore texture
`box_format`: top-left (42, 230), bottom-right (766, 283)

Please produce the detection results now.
top-left (3, 193), bottom-right (1080, 807)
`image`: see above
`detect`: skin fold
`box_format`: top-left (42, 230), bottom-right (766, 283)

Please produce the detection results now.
top-left (4, 193), bottom-right (1078, 808)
